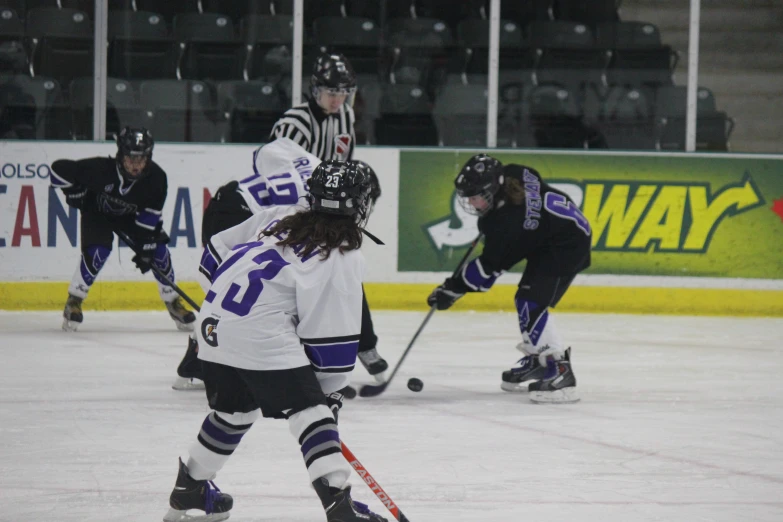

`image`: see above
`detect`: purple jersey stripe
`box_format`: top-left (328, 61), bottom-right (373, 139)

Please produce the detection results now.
top-left (199, 248), bottom-right (219, 282)
top-left (201, 416), bottom-right (246, 446)
top-left (136, 210), bottom-right (160, 230)
top-left (463, 259), bottom-right (497, 291)
top-left (304, 341), bottom-right (358, 370)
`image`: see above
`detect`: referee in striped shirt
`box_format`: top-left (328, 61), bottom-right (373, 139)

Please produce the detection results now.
top-left (270, 52), bottom-right (357, 162)
top-left (271, 53), bottom-right (389, 390)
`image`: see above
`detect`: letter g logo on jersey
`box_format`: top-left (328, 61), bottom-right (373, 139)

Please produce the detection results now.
top-left (201, 317), bottom-right (220, 347)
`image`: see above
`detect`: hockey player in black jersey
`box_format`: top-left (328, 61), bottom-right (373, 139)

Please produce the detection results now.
top-left (427, 154), bottom-right (592, 404)
top-left (50, 127), bottom-right (196, 332)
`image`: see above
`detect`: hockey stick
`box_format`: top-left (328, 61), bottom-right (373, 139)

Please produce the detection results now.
top-left (358, 234), bottom-right (483, 398)
top-left (115, 229), bottom-right (201, 312)
top-left (341, 441), bottom-right (411, 522)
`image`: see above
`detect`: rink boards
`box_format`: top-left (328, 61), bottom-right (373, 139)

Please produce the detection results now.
top-left (1, 141), bottom-right (782, 316)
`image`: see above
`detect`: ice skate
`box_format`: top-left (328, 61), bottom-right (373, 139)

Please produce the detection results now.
top-left (166, 297), bottom-right (196, 332)
top-left (500, 353), bottom-right (547, 392)
top-left (313, 478), bottom-right (388, 522)
top-left (62, 294), bottom-right (83, 332)
top-left (163, 458), bottom-right (232, 522)
top-left (529, 348), bottom-right (579, 404)
top-left (172, 337), bottom-right (205, 391)
top-left (358, 347), bottom-right (388, 383)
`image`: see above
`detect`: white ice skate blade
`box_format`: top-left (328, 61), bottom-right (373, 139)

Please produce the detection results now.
top-left (62, 318), bottom-right (80, 332)
top-left (163, 508), bottom-right (230, 522)
top-left (529, 387), bottom-right (580, 404)
top-left (172, 377), bottom-right (205, 391)
top-left (500, 382), bottom-right (529, 393)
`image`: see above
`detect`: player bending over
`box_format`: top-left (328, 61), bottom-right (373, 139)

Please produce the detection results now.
top-left (50, 127), bottom-right (195, 332)
top-left (173, 138), bottom-right (386, 390)
top-left (163, 161), bottom-right (387, 522)
top-left (427, 154), bottom-right (592, 404)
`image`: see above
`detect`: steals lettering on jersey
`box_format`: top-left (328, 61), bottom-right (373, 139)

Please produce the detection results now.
top-left (334, 134), bottom-right (351, 161)
top-left (523, 169), bottom-right (542, 230)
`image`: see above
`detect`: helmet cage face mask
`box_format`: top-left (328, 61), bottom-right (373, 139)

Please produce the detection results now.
top-left (116, 127), bottom-right (154, 181)
top-left (454, 155), bottom-right (502, 216)
top-left (310, 53), bottom-right (357, 109)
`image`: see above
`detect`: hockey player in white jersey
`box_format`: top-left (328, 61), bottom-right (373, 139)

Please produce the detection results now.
top-left (173, 138), bottom-right (387, 390)
top-left (163, 161), bottom-right (388, 522)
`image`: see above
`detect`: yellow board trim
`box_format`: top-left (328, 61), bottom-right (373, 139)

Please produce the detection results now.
top-left (1, 282), bottom-right (782, 317)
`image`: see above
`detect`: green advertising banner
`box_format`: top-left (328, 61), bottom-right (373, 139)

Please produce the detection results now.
top-left (398, 151), bottom-right (783, 278)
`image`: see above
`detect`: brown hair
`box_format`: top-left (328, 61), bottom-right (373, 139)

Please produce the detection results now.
top-left (261, 210), bottom-right (363, 260)
top-left (502, 175), bottom-right (526, 205)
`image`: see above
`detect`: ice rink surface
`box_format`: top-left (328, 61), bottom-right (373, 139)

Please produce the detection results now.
top-left (1, 310), bottom-right (782, 522)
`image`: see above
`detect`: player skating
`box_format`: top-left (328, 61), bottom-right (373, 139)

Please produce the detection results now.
top-left (173, 138), bottom-right (385, 390)
top-left (427, 154), bottom-right (592, 403)
top-left (163, 161), bottom-right (387, 522)
top-left (50, 127), bottom-right (195, 332)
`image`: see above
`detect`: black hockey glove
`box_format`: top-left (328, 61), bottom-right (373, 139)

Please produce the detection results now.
top-left (62, 185), bottom-right (90, 210)
top-left (427, 278), bottom-right (465, 310)
top-left (326, 390), bottom-right (345, 423)
top-left (131, 239), bottom-right (157, 274)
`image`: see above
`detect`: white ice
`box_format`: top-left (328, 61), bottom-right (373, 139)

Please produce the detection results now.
top-left (1, 310), bottom-right (782, 522)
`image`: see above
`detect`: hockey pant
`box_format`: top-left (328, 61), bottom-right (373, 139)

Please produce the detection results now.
top-left (514, 264), bottom-right (577, 358)
top-left (68, 211), bottom-right (177, 302)
top-left (185, 363), bottom-right (350, 488)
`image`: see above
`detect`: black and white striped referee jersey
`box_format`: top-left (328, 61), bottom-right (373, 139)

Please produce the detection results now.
top-left (269, 98), bottom-right (356, 162)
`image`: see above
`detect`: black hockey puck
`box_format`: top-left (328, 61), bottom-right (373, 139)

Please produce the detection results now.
top-left (341, 386), bottom-right (357, 400)
top-left (407, 378), bottom-right (424, 392)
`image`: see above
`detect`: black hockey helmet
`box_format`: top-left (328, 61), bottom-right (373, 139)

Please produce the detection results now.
top-left (116, 126), bottom-right (154, 181)
top-left (353, 160), bottom-right (381, 205)
top-left (310, 52), bottom-right (357, 100)
top-left (308, 160), bottom-right (373, 223)
top-left (454, 154), bottom-right (504, 215)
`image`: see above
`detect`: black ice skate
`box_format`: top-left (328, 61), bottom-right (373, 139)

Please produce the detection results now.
top-left (358, 348), bottom-right (389, 383)
top-left (528, 348), bottom-right (579, 404)
top-left (166, 297), bottom-right (196, 332)
top-left (62, 294), bottom-right (83, 332)
top-left (172, 336), bottom-right (205, 391)
top-left (500, 354), bottom-right (547, 392)
top-left (163, 458), bottom-right (233, 522)
top-left (313, 478), bottom-right (388, 522)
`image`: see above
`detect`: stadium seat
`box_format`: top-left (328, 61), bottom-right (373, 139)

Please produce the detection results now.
top-left (605, 47), bottom-right (678, 88)
top-left (0, 7), bottom-right (26, 74)
top-left (374, 84), bottom-right (438, 146)
top-left (456, 19), bottom-right (532, 74)
top-left (433, 82), bottom-right (488, 146)
top-left (0, 74), bottom-right (69, 138)
top-left (174, 13), bottom-right (243, 81)
top-left (347, 0), bottom-right (412, 22)
top-left (595, 21), bottom-right (662, 49)
top-left (69, 77), bottom-right (144, 139)
top-left (134, 0), bottom-right (200, 24)
top-left (528, 21), bottom-right (610, 92)
top-left (202, 0), bottom-right (275, 23)
top-left (139, 79), bottom-right (220, 142)
top-left (653, 85), bottom-right (717, 119)
top-left (527, 84), bottom-right (594, 148)
top-left (501, 0), bottom-right (552, 27)
top-left (107, 0), bottom-right (136, 12)
top-left (386, 17), bottom-right (453, 89)
top-left (553, 0), bottom-right (619, 26)
top-left (353, 73), bottom-right (383, 144)
top-left (26, 8), bottom-right (93, 89)
top-left (241, 14), bottom-right (293, 79)
top-left (217, 79), bottom-right (285, 142)
top-left (108, 10), bottom-right (168, 40)
top-left (658, 113), bottom-right (734, 151)
top-left (415, 0), bottom-right (486, 30)
top-left (584, 85), bottom-right (657, 150)
top-left (312, 16), bottom-right (381, 75)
